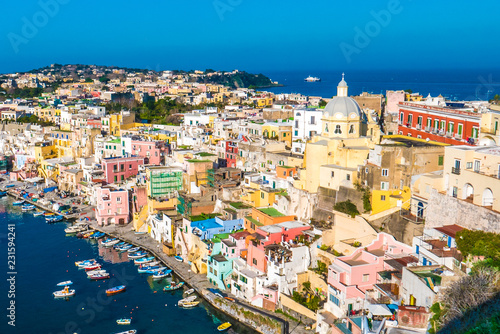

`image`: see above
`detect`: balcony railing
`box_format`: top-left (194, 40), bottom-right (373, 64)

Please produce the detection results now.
top-left (446, 131), bottom-right (453, 137)
top-left (425, 126), bottom-right (431, 132)
top-left (454, 133), bottom-right (462, 139)
top-left (416, 124), bottom-right (422, 130)
top-left (439, 130), bottom-right (445, 136)
top-left (451, 167), bottom-right (461, 175)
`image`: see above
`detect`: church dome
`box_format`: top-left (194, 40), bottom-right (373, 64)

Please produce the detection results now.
top-left (323, 96), bottom-right (361, 119)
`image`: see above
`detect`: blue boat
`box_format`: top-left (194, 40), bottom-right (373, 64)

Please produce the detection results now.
top-left (134, 256), bottom-right (155, 265)
top-left (128, 251), bottom-right (147, 259)
top-left (5, 184), bottom-right (15, 189)
top-left (138, 265), bottom-right (164, 273)
top-left (113, 241), bottom-right (126, 249)
top-left (22, 204), bottom-right (35, 212)
top-left (116, 244), bottom-right (133, 251)
top-left (46, 215), bottom-right (64, 223)
top-left (13, 200), bottom-right (25, 206)
top-left (91, 232), bottom-right (105, 239)
top-left (174, 256), bottom-right (183, 262)
top-left (150, 268), bottom-right (171, 276)
top-left (0, 191), bottom-right (7, 196)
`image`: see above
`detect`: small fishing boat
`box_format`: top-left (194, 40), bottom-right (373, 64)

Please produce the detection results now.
top-left (152, 270), bottom-right (171, 279)
top-left (86, 269), bottom-right (107, 277)
top-left (56, 280), bottom-right (73, 287)
top-left (46, 215), bottom-right (64, 223)
top-left (178, 295), bottom-right (197, 304)
top-left (217, 322), bottom-right (232, 331)
top-left (129, 251), bottom-right (147, 259)
top-left (134, 231), bottom-right (147, 235)
top-left (146, 268), bottom-right (169, 275)
top-left (116, 244), bottom-right (133, 251)
top-left (22, 204), bottom-right (35, 211)
top-left (13, 200), bottom-right (25, 206)
top-left (185, 288), bottom-right (195, 295)
top-left (89, 272), bottom-right (110, 280)
top-left (33, 210), bottom-right (46, 217)
top-left (53, 285), bottom-right (75, 298)
top-left (137, 264), bottom-right (162, 273)
top-left (106, 285), bottom-right (126, 296)
top-left (134, 256), bottom-right (155, 265)
top-left (113, 241), bottom-right (126, 249)
top-left (5, 184), bottom-right (15, 188)
top-left (44, 212), bottom-right (55, 216)
top-left (164, 281), bottom-right (185, 291)
top-left (65, 224), bottom-right (88, 234)
top-left (174, 255), bottom-right (183, 262)
top-left (0, 191), bottom-right (7, 196)
top-left (91, 231), bottom-right (105, 239)
top-left (102, 238), bottom-right (120, 247)
top-left (113, 330), bottom-right (136, 334)
top-left (127, 246), bottom-right (141, 253)
top-left (75, 259), bottom-right (96, 267)
top-left (116, 318), bottom-right (131, 325)
top-left (180, 300), bottom-right (200, 308)
top-left (83, 263), bottom-right (102, 271)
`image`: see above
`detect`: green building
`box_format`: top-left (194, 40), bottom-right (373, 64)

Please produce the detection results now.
top-left (146, 166), bottom-right (183, 198)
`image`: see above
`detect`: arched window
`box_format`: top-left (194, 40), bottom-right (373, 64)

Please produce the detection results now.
top-left (349, 125), bottom-right (355, 134)
top-left (325, 124), bottom-right (329, 132)
top-left (334, 125), bottom-right (342, 134)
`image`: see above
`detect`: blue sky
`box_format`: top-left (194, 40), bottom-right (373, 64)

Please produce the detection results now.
top-left (0, 0), bottom-right (499, 74)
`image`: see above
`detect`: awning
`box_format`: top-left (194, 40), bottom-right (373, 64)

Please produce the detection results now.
top-left (368, 304), bottom-right (393, 316)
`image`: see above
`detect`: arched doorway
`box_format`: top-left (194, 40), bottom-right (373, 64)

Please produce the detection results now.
top-left (118, 218), bottom-right (125, 225)
top-left (482, 188), bottom-right (494, 207)
top-left (463, 184), bottom-right (474, 201)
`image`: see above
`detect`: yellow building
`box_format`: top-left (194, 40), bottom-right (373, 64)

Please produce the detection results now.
top-left (262, 122), bottom-right (293, 147)
top-left (254, 97), bottom-right (273, 108)
top-left (51, 129), bottom-right (77, 158)
top-left (241, 185), bottom-right (278, 207)
top-left (34, 142), bottom-right (57, 163)
top-left (296, 74), bottom-right (381, 193)
top-left (371, 186), bottom-right (411, 215)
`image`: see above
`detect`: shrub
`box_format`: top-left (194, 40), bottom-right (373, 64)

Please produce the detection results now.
top-left (334, 200), bottom-right (360, 217)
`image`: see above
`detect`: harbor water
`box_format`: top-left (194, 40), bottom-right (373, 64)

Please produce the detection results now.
top-left (0, 197), bottom-right (252, 334)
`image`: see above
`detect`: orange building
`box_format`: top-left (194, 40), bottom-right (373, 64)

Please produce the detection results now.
top-left (244, 207), bottom-right (295, 234)
top-left (276, 165), bottom-right (298, 179)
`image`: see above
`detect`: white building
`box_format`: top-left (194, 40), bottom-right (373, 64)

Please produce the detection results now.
top-left (292, 108), bottom-right (323, 154)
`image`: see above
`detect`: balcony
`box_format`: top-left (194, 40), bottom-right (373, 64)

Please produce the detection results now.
top-left (451, 167), bottom-right (461, 175)
top-left (454, 133), bottom-right (462, 140)
top-left (416, 124), bottom-right (422, 130)
top-left (446, 131), bottom-right (453, 137)
top-left (438, 130), bottom-right (445, 136)
top-left (425, 126), bottom-right (431, 132)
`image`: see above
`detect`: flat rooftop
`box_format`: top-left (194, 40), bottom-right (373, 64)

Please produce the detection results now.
top-left (258, 207), bottom-right (285, 217)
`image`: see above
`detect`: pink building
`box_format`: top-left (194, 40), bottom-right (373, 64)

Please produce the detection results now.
top-left (95, 186), bottom-right (129, 226)
top-left (102, 156), bottom-right (144, 184)
top-left (326, 233), bottom-right (412, 317)
top-left (129, 139), bottom-right (166, 165)
top-left (221, 230), bottom-right (250, 259)
top-left (247, 221), bottom-right (310, 273)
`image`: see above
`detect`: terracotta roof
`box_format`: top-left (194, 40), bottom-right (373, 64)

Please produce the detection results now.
top-left (434, 224), bottom-right (465, 238)
top-left (231, 230), bottom-right (250, 240)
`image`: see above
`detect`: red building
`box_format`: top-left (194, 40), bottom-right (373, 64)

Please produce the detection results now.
top-left (87, 118), bottom-right (102, 129)
top-left (397, 102), bottom-right (481, 145)
top-left (102, 156), bottom-right (144, 184)
top-left (225, 140), bottom-right (238, 168)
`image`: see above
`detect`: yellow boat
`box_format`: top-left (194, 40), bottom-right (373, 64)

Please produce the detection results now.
top-left (180, 300), bottom-right (200, 308)
top-left (217, 322), bottom-right (231, 331)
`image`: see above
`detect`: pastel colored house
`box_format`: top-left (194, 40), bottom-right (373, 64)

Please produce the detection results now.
top-left (207, 253), bottom-right (233, 290)
top-left (244, 207), bottom-right (295, 234)
top-left (102, 156), bottom-right (144, 184)
top-left (326, 233), bottom-right (412, 317)
top-left (95, 186), bottom-right (129, 226)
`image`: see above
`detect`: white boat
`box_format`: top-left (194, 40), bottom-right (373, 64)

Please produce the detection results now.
top-left (152, 270), bottom-right (170, 279)
top-left (22, 204), bottom-right (35, 211)
top-left (134, 256), bottom-right (155, 265)
top-left (86, 269), bottom-right (107, 277)
top-left (56, 280), bottom-right (73, 287)
top-left (75, 259), bottom-right (96, 267)
top-left (304, 75), bottom-right (321, 82)
top-left (178, 295), bottom-right (197, 304)
top-left (102, 239), bottom-right (120, 247)
top-left (53, 286), bottom-right (75, 298)
top-left (113, 330), bottom-right (137, 334)
top-left (127, 246), bottom-right (141, 253)
top-left (116, 318), bottom-right (132, 325)
top-left (65, 224), bottom-right (88, 234)
top-left (33, 210), bottom-right (46, 217)
top-left (185, 288), bottom-right (195, 295)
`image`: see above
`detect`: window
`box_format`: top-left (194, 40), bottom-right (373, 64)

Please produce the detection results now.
top-left (331, 171), bottom-right (334, 178)
top-left (438, 156), bottom-right (444, 166)
top-left (325, 124), bottom-right (329, 132)
top-left (362, 274), bottom-right (370, 282)
top-left (295, 120), bottom-right (299, 128)
top-left (400, 113), bottom-right (404, 124)
top-left (346, 174), bottom-right (350, 181)
top-left (457, 124), bottom-right (463, 137)
top-left (466, 162), bottom-right (473, 169)
top-left (452, 186), bottom-right (458, 198)
top-left (114, 176), bottom-right (117, 182)
top-left (407, 114), bottom-right (413, 124)
top-left (381, 195), bottom-right (386, 201)
top-left (117, 197), bottom-right (121, 202)
top-left (474, 160), bottom-right (480, 172)
top-left (252, 258), bottom-right (257, 265)
top-left (129, 164), bottom-right (132, 169)
top-left (311, 116), bottom-right (315, 124)
top-left (239, 275), bottom-right (247, 283)
top-left (427, 118), bottom-right (432, 128)
top-left (349, 124), bottom-right (355, 134)
top-left (381, 169), bottom-right (389, 177)
top-left (294, 130), bottom-right (298, 136)
top-left (261, 192), bottom-right (264, 199)
top-left (334, 125), bottom-right (342, 134)
top-left (121, 175), bottom-right (124, 181)
top-left (381, 182), bottom-right (389, 190)
top-left (329, 294), bottom-right (340, 306)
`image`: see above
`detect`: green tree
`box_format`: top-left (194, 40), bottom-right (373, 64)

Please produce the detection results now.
top-left (85, 77), bottom-right (93, 83)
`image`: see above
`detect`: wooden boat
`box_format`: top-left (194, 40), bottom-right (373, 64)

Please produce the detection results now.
top-left (113, 330), bottom-right (136, 334)
top-left (164, 281), bottom-right (185, 291)
top-left (116, 244), bottom-right (133, 251)
top-left (180, 300), bottom-right (200, 308)
top-left (185, 288), bottom-right (195, 295)
top-left (152, 270), bottom-right (171, 279)
top-left (5, 184), bottom-right (15, 188)
top-left (129, 251), bottom-right (147, 259)
top-left (89, 272), bottom-right (110, 280)
top-left (102, 238), bottom-right (120, 247)
top-left (46, 215), bottom-right (64, 223)
top-left (33, 210), bottom-right (45, 217)
top-left (91, 231), bottom-right (105, 239)
top-left (174, 255), bottom-right (183, 262)
top-left (13, 200), bottom-right (25, 206)
top-left (22, 204), bottom-right (35, 211)
top-left (116, 318), bottom-right (131, 325)
top-left (75, 259), bottom-right (96, 267)
top-left (224, 297), bottom-right (235, 303)
top-left (86, 269), bottom-right (107, 277)
top-left (134, 256), bottom-right (155, 265)
top-left (56, 280), bottom-right (73, 287)
top-left (127, 246), bottom-right (141, 253)
top-left (44, 212), bottom-right (55, 216)
top-left (106, 285), bottom-right (126, 296)
top-left (53, 285), bottom-right (75, 298)
top-left (83, 263), bottom-right (102, 271)
top-left (113, 241), bottom-right (126, 249)
top-left (137, 264), bottom-right (163, 273)
top-left (178, 295), bottom-right (197, 304)
top-left (217, 322), bottom-right (232, 331)
top-left (0, 191), bottom-right (7, 196)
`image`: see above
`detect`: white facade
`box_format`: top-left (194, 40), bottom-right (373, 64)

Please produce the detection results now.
top-left (149, 213), bottom-right (173, 244)
top-left (292, 108), bottom-right (323, 154)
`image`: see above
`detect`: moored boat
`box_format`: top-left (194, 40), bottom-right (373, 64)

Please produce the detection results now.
top-left (178, 295), bottom-right (197, 304)
top-left (179, 300), bottom-right (200, 308)
top-left (129, 251), bottom-right (147, 259)
top-left (217, 322), bottom-right (232, 331)
top-left (113, 330), bottom-right (136, 334)
top-left (22, 204), bottom-right (35, 211)
top-left (106, 285), bottom-right (126, 296)
top-left (75, 259), bottom-right (96, 267)
top-left (33, 210), bottom-right (45, 217)
top-left (56, 280), bottom-right (73, 286)
top-left (86, 269), bottom-right (107, 277)
top-left (13, 200), bottom-right (25, 206)
top-left (164, 281), bottom-right (185, 291)
top-left (113, 241), bottom-right (126, 249)
top-left (46, 215), bottom-right (64, 223)
top-left (137, 264), bottom-right (162, 273)
top-left (0, 191), bottom-right (7, 196)
top-left (134, 256), bottom-right (155, 265)
top-left (127, 246), bottom-right (141, 253)
top-left (53, 285), bottom-right (75, 298)
top-left (185, 288), bottom-right (195, 295)
top-left (116, 244), bottom-right (133, 251)
top-left (83, 263), bottom-right (102, 271)
top-left (174, 255), bottom-right (183, 262)
top-left (89, 272), bottom-right (110, 280)
top-left (116, 318), bottom-right (131, 325)
top-left (102, 238), bottom-right (120, 247)
top-left (91, 231), bottom-right (105, 239)
top-left (152, 269), bottom-right (170, 279)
